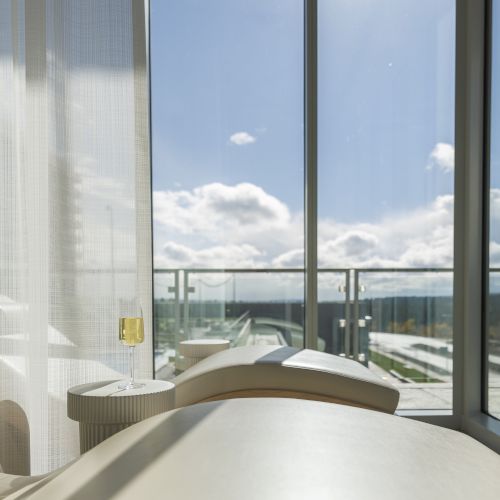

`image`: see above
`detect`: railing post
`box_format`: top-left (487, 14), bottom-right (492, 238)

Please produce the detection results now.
top-left (183, 270), bottom-right (190, 339)
top-left (174, 270), bottom-right (180, 339)
top-left (344, 269), bottom-right (351, 357)
top-left (353, 269), bottom-right (360, 360)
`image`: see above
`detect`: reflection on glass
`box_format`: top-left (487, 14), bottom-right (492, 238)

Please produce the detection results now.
top-left (318, 0), bottom-right (456, 410)
top-left (486, 0), bottom-right (500, 420)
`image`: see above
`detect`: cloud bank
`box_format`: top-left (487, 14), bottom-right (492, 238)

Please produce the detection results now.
top-left (153, 182), bottom-right (301, 269)
top-left (153, 182), bottom-right (459, 272)
top-left (154, 179), bottom-right (500, 279)
top-left (153, 184), bottom-right (500, 297)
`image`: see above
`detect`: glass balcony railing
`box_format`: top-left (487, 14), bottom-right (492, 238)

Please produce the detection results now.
top-left (154, 267), bottom-right (458, 411)
top-left (152, 266), bottom-right (500, 414)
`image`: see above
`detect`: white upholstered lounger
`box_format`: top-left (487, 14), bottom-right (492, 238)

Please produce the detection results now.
top-left (5, 398), bottom-right (500, 500)
top-left (174, 345), bottom-right (400, 413)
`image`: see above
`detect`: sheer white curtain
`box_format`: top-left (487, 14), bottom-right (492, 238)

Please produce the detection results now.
top-left (0, 0), bottom-right (152, 474)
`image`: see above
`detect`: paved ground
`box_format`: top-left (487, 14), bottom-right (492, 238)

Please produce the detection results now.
top-left (155, 327), bottom-right (500, 417)
top-left (368, 362), bottom-right (500, 415)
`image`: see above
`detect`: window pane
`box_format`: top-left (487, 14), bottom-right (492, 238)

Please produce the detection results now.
top-left (151, 0), bottom-right (304, 377)
top-left (318, 0), bottom-right (456, 410)
top-left (486, 0), bottom-right (500, 420)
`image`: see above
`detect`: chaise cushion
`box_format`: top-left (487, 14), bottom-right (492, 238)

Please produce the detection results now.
top-left (174, 345), bottom-right (399, 413)
top-left (9, 399), bottom-right (500, 499)
top-left (0, 474), bottom-right (43, 500)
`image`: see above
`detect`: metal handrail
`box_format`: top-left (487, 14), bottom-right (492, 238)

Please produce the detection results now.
top-left (155, 267), bottom-right (455, 273)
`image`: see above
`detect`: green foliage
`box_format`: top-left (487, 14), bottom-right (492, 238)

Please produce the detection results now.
top-left (369, 349), bottom-right (442, 383)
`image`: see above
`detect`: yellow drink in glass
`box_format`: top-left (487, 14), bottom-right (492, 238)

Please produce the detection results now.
top-left (118, 316), bottom-right (145, 390)
top-left (119, 317), bottom-right (144, 346)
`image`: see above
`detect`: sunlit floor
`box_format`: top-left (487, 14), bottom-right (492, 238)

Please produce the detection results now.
top-left (370, 360), bottom-right (500, 414)
top-left (396, 380), bottom-right (500, 416)
top-left (157, 358), bottom-right (500, 418)
top-left (155, 326), bottom-right (500, 417)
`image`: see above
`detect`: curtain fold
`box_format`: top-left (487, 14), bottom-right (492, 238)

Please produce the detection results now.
top-left (0, 0), bottom-right (152, 474)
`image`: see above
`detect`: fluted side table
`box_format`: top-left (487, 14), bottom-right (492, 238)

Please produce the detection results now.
top-left (178, 339), bottom-right (230, 370)
top-left (67, 380), bottom-right (175, 454)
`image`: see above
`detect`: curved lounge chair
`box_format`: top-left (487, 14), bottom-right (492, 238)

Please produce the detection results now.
top-left (1, 474), bottom-right (53, 500)
top-left (174, 345), bottom-right (400, 413)
top-left (6, 399), bottom-right (500, 499)
top-left (0, 463), bottom-right (71, 500)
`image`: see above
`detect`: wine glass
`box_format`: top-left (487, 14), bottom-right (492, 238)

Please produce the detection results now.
top-left (118, 312), bottom-right (145, 390)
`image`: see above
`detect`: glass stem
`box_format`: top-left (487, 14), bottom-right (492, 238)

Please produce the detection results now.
top-left (129, 345), bottom-right (135, 385)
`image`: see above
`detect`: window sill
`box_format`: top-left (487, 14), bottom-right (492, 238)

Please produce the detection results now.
top-left (462, 412), bottom-right (500, 453)
top-left (397, 409), bottom-right (459, 429)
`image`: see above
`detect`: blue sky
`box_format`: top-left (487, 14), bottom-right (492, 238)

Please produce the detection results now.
top-left (151, 0), bottom-right (454, 218)
top-left (318, 0), bottom-right (455, 221)
top-left (151, 0), bottom-right (303, 211)
top-left (150, 0), bottom-right (457, 279)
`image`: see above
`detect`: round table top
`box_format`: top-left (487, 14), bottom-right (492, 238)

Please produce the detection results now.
top-left (68, 380), bottom-right (174, 398)
top-left (179, 339), bottom-right (230, 346)
top-left (67, 380), bottom-right (175, 424)
top-left (179, 339), bottom-right (230, 358)
top-left (26, 398), bottom-right (500, 500)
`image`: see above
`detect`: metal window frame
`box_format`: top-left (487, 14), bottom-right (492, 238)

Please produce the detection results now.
top-left (404, 0), bottom-right (500, 448)
top-left (146, 0), bottom-right (155, 379)
top-left (303, 0), bottom-right (500, 446)
top-left (304, 0), bottom-right (461, 426)
top-left (481, 0), bottom-right (492, 418)
top-left (304, 0), bottom-right (318, 350)
top-left (402, 0), bottom-right (476, 431)
top-left (455, 0), bottom-right (500, 451)
top-left (454, 0), bottom-right (485, 427)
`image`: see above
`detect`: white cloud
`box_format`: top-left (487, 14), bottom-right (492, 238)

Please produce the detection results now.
top-left (152, 183), bottom-right (475, 297)
top-left (156, 241), bottom-right (263, 269)
top-left (153, 183), bottom-right (295, 253)
top-left (229, 131), bottom-right (256, 145)
top-left (321, 231), bottom-right (379, 260)
top-left (153, 183), bottom-right (468, 278)
top-left (427, 143), bottom-right (455, 173)
top-left (316, 194), bottom-right (454, 269)
top-left (155, 183), bottom-right (500, 298)
top-left (272, 249), bottom-right (304, 268)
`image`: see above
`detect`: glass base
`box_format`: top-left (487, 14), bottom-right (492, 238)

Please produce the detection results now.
top-left (118, 380), bottom-right (145, 390)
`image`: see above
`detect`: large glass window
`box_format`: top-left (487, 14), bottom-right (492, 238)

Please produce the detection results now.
top-left (318, 0), bottom-right (456, 410)
top-left (151, 0), bottom-right (457, 412)
top-left (151, 0), bottom-right (304, 377)
top-left (486, 0), bottom-right (500, 420)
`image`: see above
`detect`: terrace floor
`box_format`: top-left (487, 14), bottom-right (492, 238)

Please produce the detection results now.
top-left (155, 324), bottom-right (500, 417)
